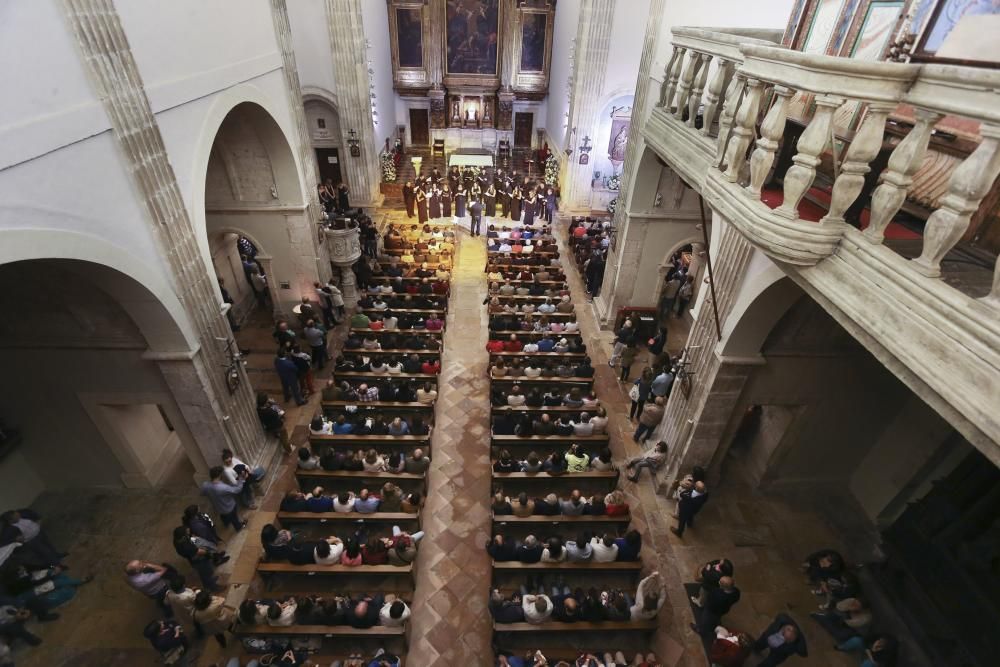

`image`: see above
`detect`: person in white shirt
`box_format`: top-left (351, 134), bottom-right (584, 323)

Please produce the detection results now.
top-left (499, 241), bottom-right (512, 252)
top-left (333, 492), bottom-right (356, 513)
top-left (265, 598), bottom-right (297, 626)
top-left (564, 320), bottom-right (580, 332)
top-left (416, 383), bottom-right (438, 404)
top-left (589, 409), bottom-right (609, 435)
top-left (521, 593), bottom-right (553, 624)
top-left (590, 534), bottom-right (619, 562)
top-left (309, 416), bottom-right (333, 435)
top-left (380, 599), bottom-right (411, 627)
top-left (522, 341), bottom-right (539, 353)
top-left (541, 537), bottom-right (567, 563)
top-left (537, 299), bottom-right (556, 314)
top-left (570, 415), bottom-right (594, 436)
top-left (221, 448), bottom-right (266, 508)
top-left (383, 314), bottom-right (399, 330)
top-left (506, 386), bottom-right (527, 407)
top-left (314, 537), bottom-right (344, 565)
top-left (523, 364), bottom-right (542, 378)
top-left (565, 533), bottom-right (593, 562)
top-left (630, 571), bottom-right (666, 620)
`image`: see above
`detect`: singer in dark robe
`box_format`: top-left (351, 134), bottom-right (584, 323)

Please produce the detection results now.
top-left (484, 184), bottom-right (497, 217)
top-left (402, 181), bottom-right (415, 218)
top-left (511, 187), bottom-right (522, 221)
top-left (429, 188), bottom-right (441, 220)
top-left (455, 186), bottom-right (467, 218)
top-left (416, 187), bottom-right (428, 224)
top-left (523, 190), bottom-right (537, 226)
top-left (441, 185), bottom-right (453, 218)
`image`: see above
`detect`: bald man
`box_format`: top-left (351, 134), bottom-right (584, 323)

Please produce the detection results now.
top-left (693, 574), bottom-right (741, 637)
top-left (347, 593), bottom-right (383, 629)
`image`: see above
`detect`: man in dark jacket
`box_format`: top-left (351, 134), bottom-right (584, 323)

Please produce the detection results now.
top-left (753, 613), bottom-right (808, 666)
top-left (693, 575), bottom-right (741, 637)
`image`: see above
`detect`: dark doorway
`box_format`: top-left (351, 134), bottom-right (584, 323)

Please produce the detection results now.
top-left (514, 112), bottom-right (533, 148)
top-left (315, 148), bottom-right (342, 186)
top-left (409, 108), bottom-right (430, 146)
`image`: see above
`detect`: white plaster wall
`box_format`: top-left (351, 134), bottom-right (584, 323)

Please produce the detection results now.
top-left (605, 0), bottom-right (650, 95)
top-left (652, 0), bottom-right (795, 72)
top-left (0, 0), bottom-right (109, 171)
top-left (545, 0), bottom-right (581, 152)
top-left (287, 0), bottom-right (338, 98)
top-left (361, 0), bottom-right (400, 152)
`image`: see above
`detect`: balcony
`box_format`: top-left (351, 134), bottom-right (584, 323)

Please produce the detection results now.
top-left (643, 28), bottom-right (1000, 454)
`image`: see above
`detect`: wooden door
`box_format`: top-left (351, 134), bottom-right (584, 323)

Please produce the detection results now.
top-left (514, 112), bottom-right (533, 148)
top-left (315, 148), bottom-right (342, 186)
top-left (409, 108), bottom-right (430, 146)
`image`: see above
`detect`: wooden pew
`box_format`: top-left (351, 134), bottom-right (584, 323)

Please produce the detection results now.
top-left (350, 328), bottom-right (443, 337)
top-left (361, 308), bottom-right (446, 316)
top-left (257, 562), bottom-right (413, 585)
top-left (309, 435), bottom-right (430, 451)
top-left (333, 371), bottom-right (438, 382)
top-left (491, 435), bottom-right (609, 446)
top-left (491, 513), bottom-right (631, 526)
top-left (234, 624), bottom-right (407, 639)
top-left (487, 311), bottom-right (576, 320)
top-left (492, 561), bottom-right (642, 572)
top-left (489, 406), bottom-right (600, 414)
top-left (489, 377), bottom-right (594, 388)
top-left (490, 330), bottom-right (581, 338)
top-left (277, 511), bottom-right (419, 527)
top-left (493, 620), bottom-right (657, 633)
top-left (296, 469), bottom-right (426, 492)
top-left (323, 400), bottom-right (435, 411)
top-left (491, 471), bottom-right (617, 483)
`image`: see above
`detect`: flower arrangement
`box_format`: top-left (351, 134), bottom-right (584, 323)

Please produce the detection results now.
top-left (606, 174), bottom-right (621, 191)
top-left (544, 153), bottom-right (559, 185)
top-left (607, 197), bottom-right (618, 215)
top-left (380, 152), bottom-right (397, 182)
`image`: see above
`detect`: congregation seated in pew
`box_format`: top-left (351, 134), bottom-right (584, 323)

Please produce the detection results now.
top-left (487, 529), bottom-right (642, 563)
top-left (299, 445), bottom-right (429, 475)
top-left (238, 592), bottom-right (410, 629)
top-left (343, 331), bottom-right (443, 351)
top-left (322, 379), bottom-right (428, 403)
top-left (489, 355), bottom-right (593, 380)
top-left (489, 571), bottom-right (665, 624)
top-left (493, 385), bottom-right (597, 409)
top-left (261, 521), bottom-right (422, 566)
top-left (311, 413), bottom-right (431, 437)
top-left (492, 443), bottom-right (613, 473)
top-left (492, 408), bottom-right (607, 437)
top-left (495, 649), bottom-right (664, 667)
top-left (491, 490), bottom-right (629, 518)
top-left (356, 291), bottom-right (447, 312)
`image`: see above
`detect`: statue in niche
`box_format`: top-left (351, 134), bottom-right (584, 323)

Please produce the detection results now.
top-left (452, 100), bottom-right (462, 122)
top-left (609, 122), bottom-right (629, 163)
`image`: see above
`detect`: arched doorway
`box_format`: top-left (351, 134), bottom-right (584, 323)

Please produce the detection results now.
top-left (303, 97), bottom-right (345, 193)
top-left (0, 258), bottom-right (205, 507)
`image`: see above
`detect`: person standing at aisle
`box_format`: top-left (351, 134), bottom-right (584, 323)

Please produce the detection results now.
top-left (337, 183), bottom-right (350, 212)
top-left (200, 467), bottom-right (246, 531)
top-left (416, 186), bottom-right (428, 224)
top-left (470, 199), bottom-right (483, 237)
top-left (544, 187), bottom-right (557, 222)
top-left (402, 181), bottom-right (415, 218)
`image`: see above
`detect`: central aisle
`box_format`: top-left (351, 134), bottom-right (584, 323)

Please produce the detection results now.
top-left (406, 228), bottom-right (494, 664)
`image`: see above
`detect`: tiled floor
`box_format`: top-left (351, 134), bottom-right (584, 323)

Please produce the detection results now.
top-left (15, 205), bottom-right (863, 667)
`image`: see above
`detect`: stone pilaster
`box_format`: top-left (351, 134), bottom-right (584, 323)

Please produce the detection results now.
top-left (593, 0), bottom-right (666, 322)
top-left (654, 222), bottom-right (755, 485)
top-left (62, 0), bottom-right (268, 467)
top-left (499, 0), bottom-right (518, 91)
top-left (560, 0), bottom-right (617, 213)
top-left (427, 0), bottom-right (444, 89)
top-left (271, 0), bottom-right (331, 282)
top-left (325, 0), bottom-right (382, 208)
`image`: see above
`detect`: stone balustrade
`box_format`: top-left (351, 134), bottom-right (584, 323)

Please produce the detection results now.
top-left (644, 27), bottom-right (1000, 458)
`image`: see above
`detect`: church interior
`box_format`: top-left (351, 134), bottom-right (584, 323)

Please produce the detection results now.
top-left (0, 1), bottom-right (998, 666)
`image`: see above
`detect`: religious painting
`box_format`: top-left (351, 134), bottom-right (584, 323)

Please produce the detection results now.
top-left (395, 7), bottom-right (423, 68)
top-left (446, 0), bottom-right (500, 75)
top-left (913, 0), bottom-right (1000, 62)
top-left (520, 12), bottom-right (547, 72)
top-left (608, 112), bottom-right (631, 164)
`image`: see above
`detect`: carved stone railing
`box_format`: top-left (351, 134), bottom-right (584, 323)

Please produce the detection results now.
top-left (646, 33), bottom-right (1000, 451)
top-left (643, 27), bottom-right (782, 190)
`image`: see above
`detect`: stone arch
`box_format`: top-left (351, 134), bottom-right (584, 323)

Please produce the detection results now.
top-left (302, 89), bottom-right (347, 195)
top-left (719, 268), bottom-right (804, 360)
top-left (193, 86), bottom-right (318, 320)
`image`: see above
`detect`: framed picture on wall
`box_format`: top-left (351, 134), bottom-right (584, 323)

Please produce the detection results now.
top-left (911, 0), bottom-right (1000, 65)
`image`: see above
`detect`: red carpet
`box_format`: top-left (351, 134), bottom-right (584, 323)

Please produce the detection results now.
top-left (760, 185), bottom-right (922, 240)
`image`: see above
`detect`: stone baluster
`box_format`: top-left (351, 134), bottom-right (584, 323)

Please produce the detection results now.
top-left (776, 94), bottom-right (843, 219)
top-left (863, 109), bottom-right (942, 244)
top-left (662, 47), bottom-right (686, 112)
top-left (716, 73), bottom-right (746, 162)
top-left (659, 46), bottom-right (680, 108)
top-left (722, 78), bottom-right (765, 183)
top-left (985, 257), bottom-right (1000, 308)
top-left (820, 102), bottom-right (895, 225)
top-left (674, 51), bottom-right (702, 120)
top-left (701, 59), bottom-right (731, 137)
top-left (913, 125), bottom-right (1000, 277)
top-left (745, 85), bottom-right (793, 197)
top-left (687, 53), bottom-right (713, 128)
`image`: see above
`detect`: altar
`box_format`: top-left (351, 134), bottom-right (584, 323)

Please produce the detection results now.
top-left (448, 148), bottom-right (494, 169)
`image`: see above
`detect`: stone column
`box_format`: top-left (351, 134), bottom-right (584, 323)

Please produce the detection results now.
top-left (271, 0), bottom-right (331, 282)
top-left (560, 0), bottom-right (617, 213)
top-left (325, 0), bottom-right (382, 208)
top-left (61, 0), bottom-right (268, 467)
top-left (593, 0), bottom-right (666, 322)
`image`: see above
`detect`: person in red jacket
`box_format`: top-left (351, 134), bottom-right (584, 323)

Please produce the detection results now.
top-left (486, 338), bottom-right (505, 353)
top-left (503, 334), bottom-right (523, 352)
top-left (421, 359), bottom-right (441, 374)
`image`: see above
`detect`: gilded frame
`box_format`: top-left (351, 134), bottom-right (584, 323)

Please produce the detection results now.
top-left (511, 2), bottom-right (555, 93)
top-left (442, 0), bottom-right (503, 89)
top-left (388, 0), bottom-right (432, 90)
